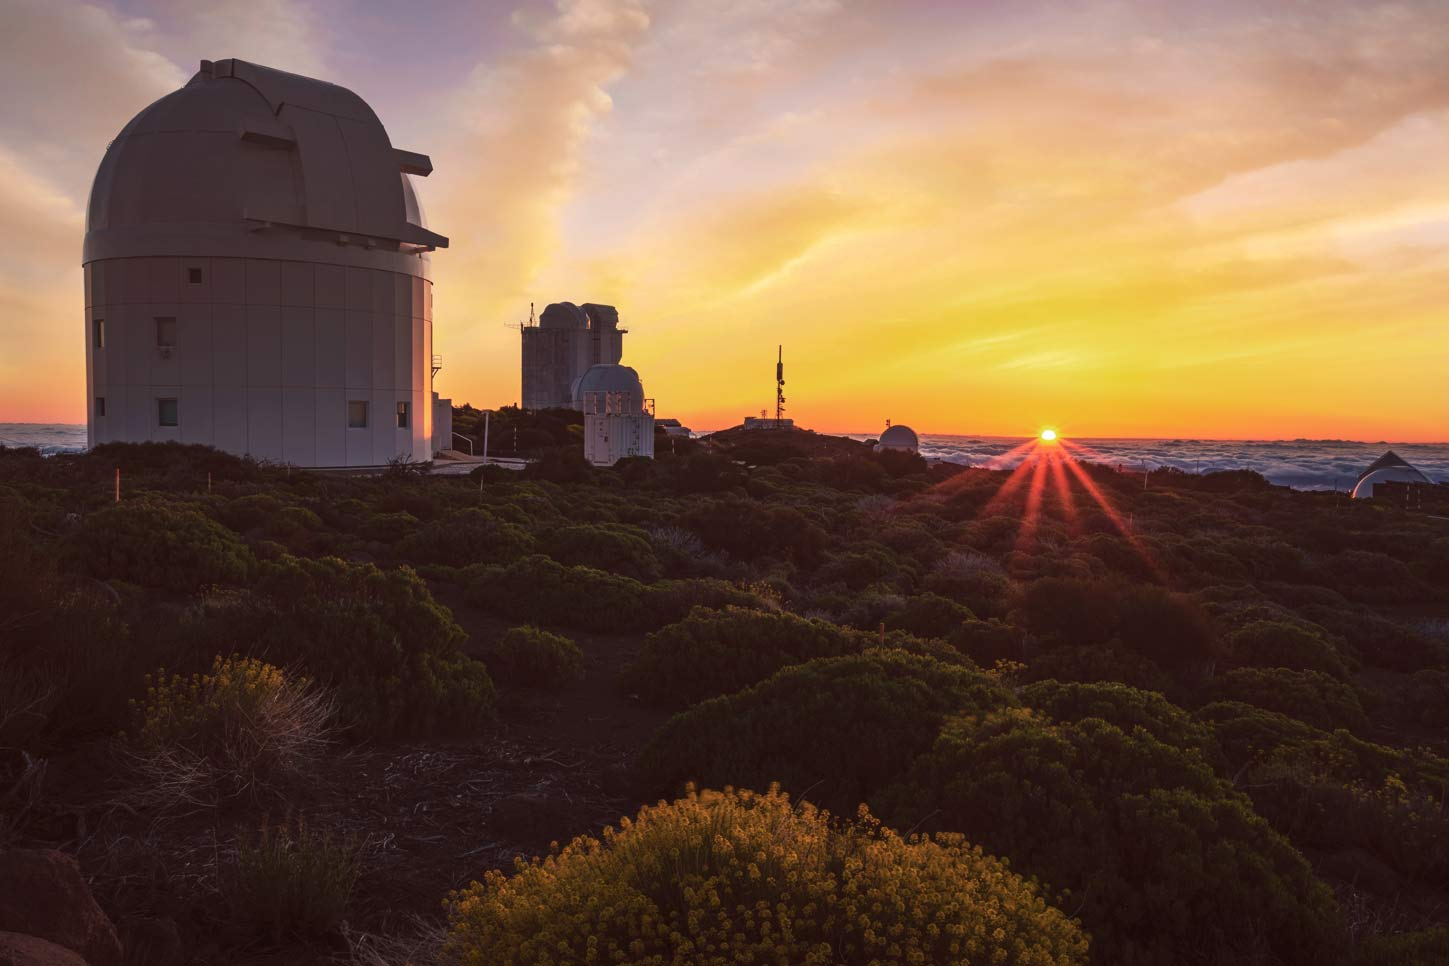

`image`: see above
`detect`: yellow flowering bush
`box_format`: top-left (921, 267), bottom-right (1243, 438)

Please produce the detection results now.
top-left (130, 655), bottom-right (332, 805)
top-left (444, 785), bottom-right (1087, 965)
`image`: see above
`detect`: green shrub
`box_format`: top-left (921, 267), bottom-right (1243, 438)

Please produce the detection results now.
top-left (1112, 584), bottom-right (1219, 671)
top-left (638, 651), bottom-right (1013, 815)
top-left (443, 786), bottom-right (1088, 966)
top-left (948, 618), bottom-right (1026, 665)
top-left (69, 500), bottom-right (254, 592)
top-left (226, 815), bottom-right (359, 943)
top-left (257, 556), bottom-right (494, 736)
top-left (623, 607), bottom-right (862, 708)
top-left (395, 507), bottom-right (534, 567)
top-left (359, 510), bottom-right (418, 543)
top-left (878, 709), bottom-right (1343, 966)
top-left (884, 592), bottom-right (975, 639)
top-left (466, 554), bottom-right (649, 632)
top-left (485, 626), bottom-right (584, 688)
top-left (922, 551), bottom-right (1011, 618)
top-left (467, 555), bottom-right (757, 634)
top-left (684, 497), bottom-right (827, 563)
top-left (1226, 620), bottom-right (1350, 679)
top-left (1212, 667), bottom-right (1367, 732)
top-left (1024, 642), bottom-right (1174, 693)
top-left (1021, 680), bottom-right (1208, 751)
top-left (1017, 577), bottom-right (1118, 647)
top-left (540, 523), bottom-right (661, 580)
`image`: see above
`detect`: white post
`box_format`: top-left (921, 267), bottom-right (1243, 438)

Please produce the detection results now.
top-left (483, 410), bottom-right (491, 463)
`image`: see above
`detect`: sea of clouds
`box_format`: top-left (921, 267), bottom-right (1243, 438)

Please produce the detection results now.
top-left (6, 424), bottom-right (1447, 491)
top-left (902, 436), bottom-right (1449, 491)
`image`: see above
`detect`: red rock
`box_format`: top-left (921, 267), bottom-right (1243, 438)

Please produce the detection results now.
top-left (0, 931), bottom-right (88, 966)
top-left (0, 851), bottom-right (121, 966)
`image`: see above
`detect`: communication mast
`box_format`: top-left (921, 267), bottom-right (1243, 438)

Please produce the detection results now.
top-left (775, 345), bottom-right (787, 427)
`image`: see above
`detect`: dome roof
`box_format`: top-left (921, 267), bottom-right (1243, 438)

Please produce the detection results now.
top-left (878, 424), bottom-right (920, 451)
top-left (572, 364), bottom-right (645, 410)
top-left (539, 301), bottom-right (588, 329)
top-left (1351, 451), bottom-right (1429, 499)
top-left (84, 58), bottom-right (445, 276)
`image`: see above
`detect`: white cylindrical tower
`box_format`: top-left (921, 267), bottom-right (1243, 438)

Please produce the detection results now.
top-left (84, 58), bottom-right (448, 467)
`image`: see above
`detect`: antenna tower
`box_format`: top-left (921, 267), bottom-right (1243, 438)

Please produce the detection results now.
top-left (775, 345), bottom-right (786, 427)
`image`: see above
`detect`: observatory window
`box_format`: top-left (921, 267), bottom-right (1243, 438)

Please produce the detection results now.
top-left (396, 401), bottom-right (410, 429)
top-left (95, 396), bottom-right (106, 418)
top-left (93, 319), bottom-right (105, 348)
top-left (155, 317), bottom-right (177, 348)
top-left (348, 400), bottom-right (369, 429)
top-left (187, 267), bottom-right (203, 285)
top-left (157, 397), bottom-right (178, 428)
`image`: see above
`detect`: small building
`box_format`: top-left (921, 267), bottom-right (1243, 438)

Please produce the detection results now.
top-left (575, 364), bottom-right (654, 466)
top-left (877, 424), bottom-right (920, 453)
top-left (657, 418), bottom-right (692, 437)
top-left (1351, 450), bottom-right (1431, 500)
top-left (742, 416), bottom-right (794, 430)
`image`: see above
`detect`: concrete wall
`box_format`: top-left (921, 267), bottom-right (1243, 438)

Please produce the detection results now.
top-left (584, 412), bottom-right (655, 466)
top-left (85, 255), bottom-right (433, 466)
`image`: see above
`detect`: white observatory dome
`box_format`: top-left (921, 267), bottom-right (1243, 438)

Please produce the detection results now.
top-left (1351, 451), bottom-right (1430, 500)
top-left (878, 424), bottom-right (920, 453)
top-left (572, 364), bottom-right (646, 413)
top-left (83, 58), bottom-right (447, 467)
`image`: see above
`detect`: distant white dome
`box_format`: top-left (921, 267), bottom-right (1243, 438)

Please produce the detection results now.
top-left (1351, 451), bottom-right (1430, 499)
top-left (572, 363), bottom-right (645, 412)
top-left (878, 424), bottom-right (919, 453)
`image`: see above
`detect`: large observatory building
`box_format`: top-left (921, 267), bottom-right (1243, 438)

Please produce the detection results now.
top-left (84, 58), bottom-right (448, 466)
top-left (521, 302), bottom-right (625, 410)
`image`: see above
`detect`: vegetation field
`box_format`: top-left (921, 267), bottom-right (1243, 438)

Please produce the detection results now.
top-left (3, 427), bottom-right (1449, 965)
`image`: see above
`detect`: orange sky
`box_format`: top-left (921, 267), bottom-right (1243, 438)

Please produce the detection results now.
top-left (2, 0), bottom-right (1447, 439)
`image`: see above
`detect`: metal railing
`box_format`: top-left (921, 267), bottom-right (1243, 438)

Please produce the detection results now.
top-left (451, 432), bottom-right (474, 456)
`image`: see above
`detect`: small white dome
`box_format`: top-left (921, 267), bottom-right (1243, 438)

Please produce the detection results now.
top-left (1351, 451), bottom-right (1429, 499)
top-left (572, 363), bottom-right (645, 411)
top-left (878, 424), bottom-right (919, 452)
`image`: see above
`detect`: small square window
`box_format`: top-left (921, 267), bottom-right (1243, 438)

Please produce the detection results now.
top-left (95, 396), bottom-right (106, 418)
top-left (155, 317), bottom-right (177, 348)
top-left (157, 397), bottom-right (178, 427)
top-left (93, 319), bottom-right (105, 348)
top-left (187, 267), bottom-right (203, 284)
top-left (348, 400), bottom-right (369, 429)
top-left (396, 401), bottom-right (410, 429)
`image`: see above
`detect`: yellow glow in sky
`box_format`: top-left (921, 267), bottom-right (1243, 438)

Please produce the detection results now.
top-left (1, 1), bottom-right (1447, 441)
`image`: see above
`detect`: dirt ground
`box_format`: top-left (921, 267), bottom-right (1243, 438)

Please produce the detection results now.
top-left (22, 587), bottom-right (670, 964)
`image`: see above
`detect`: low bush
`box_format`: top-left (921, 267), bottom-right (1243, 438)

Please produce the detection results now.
top-left (226, 814), bottom-right (359, 943)
top-left (395, 507), bottom-right (534, 568)
top-left (442, 785), bottom-right (1088, 966)
top-left (1211, 667), bottom-right (1368, 732)
top-left (883, 592), bottom-right (975, 639)
top-left (484, 626), bottom-right (584, 689)
top-left (128, 656), bottom-right (332, 807)
top-left (69, 500), bottom-right (254, 592)
top-left (257, 556), bottom-right (494, 737)
top-left (637, 651), bottom-right (1013, 815)
top-left (467, 555), bottom-right (756, 634)
top-left (948, 618), bottom-right (1026, 665)
top-left (878, 709), bottom-right (1343, 966)
top-left (539, 523), bottom-right (661, 580)
top-left (1225, 620), bottom-right (1350, 679)
top-left (622, 607), bottom-right (861, 708)
top-left (1021, 680), bottom-right (1209, 751)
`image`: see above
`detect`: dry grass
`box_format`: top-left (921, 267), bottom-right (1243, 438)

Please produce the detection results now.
top-left (124, 658), bottom-right (337, 813)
